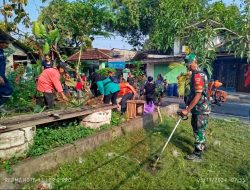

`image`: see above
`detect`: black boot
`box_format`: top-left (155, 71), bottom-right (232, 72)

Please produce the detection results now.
top-left (185, 149), bottom-right (202, 161)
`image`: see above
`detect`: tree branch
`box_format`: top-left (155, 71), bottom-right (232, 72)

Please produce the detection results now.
top-left (213, 27), bottom-right (241, 37)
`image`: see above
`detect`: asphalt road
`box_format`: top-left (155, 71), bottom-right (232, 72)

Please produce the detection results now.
top-left (161, 97), bottom-right (250, 122)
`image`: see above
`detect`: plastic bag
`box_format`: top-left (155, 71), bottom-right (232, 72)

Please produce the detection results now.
top-left (144, 101), bottom-right (155, 113)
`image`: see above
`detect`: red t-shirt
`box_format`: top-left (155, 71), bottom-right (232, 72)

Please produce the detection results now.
top-left (75, 82), bottom-right (83, 90)
top-left (37, 68), bottom-right (63, 93)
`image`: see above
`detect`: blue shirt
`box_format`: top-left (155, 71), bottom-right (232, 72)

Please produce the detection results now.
top-left (0, 49), bottom-right (6, 77)
top-left (0, 48), bottom-right (12, 96)
top-left (42, 60), bottom-right (53, 69)
top-left (155, 79), bottom-right (163, 87)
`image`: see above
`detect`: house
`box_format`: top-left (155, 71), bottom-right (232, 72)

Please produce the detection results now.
top-left (132, 51), bottom-right (186, 84)
top-left (67, 48), bottom-right (113, 76)
top-left (172, 19), bottom-right (249, 93)
top-left (0, 30), bottom-right (36, 75)
top-left (213, 54), bottom-right (249, 92)
top-left (67, 48), bottom-right (137, 77)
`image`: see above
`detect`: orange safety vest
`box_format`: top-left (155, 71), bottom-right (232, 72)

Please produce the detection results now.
top-left (118, 82), bottom-right (133, 97)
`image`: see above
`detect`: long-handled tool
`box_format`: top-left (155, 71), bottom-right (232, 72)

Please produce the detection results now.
top-left (151, 111), bottom-right (188, 171)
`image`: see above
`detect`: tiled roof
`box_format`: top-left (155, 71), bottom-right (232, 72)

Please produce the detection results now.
top-left (67, 48), bottom-right (113, 61)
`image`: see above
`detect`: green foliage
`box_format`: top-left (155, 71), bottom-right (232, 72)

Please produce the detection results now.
top-left (177, 73), bottom-right (190, 97)
top-left (99, 112), bottom-right (126, 130)
top-left (97, 68), bottom-right (116, 77)
top-left (38, 0), bottom-right (114, 47)
top-left (32, 60), bottom-right (43, 78)
top-left (132, 61), bottom-right (144, 79)
top-left (111, 112), bottom-right (125, 126)
top-left (147, 0), bottom-right (249, 64)
top-left (2, 160), bottom-right (12, 175)
top-left (110, 0), bottom-right (160, 47)
top-left (42, 41), bottom-right (50, 54)
top-left (6, 69), bottom-right (36, 112)
top-left (1, 156), bottom-right (18, 175)
top-left (27, 111), bottom-right (125, 157)
top-left (110, 0), bottom-right (249, 64)
top-left (48, 29), bottom-right (60, 44)
top-left (32, 21), bottom-right (60, 55)
top-left (32, 21), bottom-right (42, 38)
top-left (0, 0), bottom-right (30, 31)
top-left (154, 83), bottom-right (164, 98)
top-left (27, 122), bottom-right (94, 157)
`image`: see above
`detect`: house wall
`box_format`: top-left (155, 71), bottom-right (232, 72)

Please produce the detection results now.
top-left (146, 63), bottom-right (154, 77)
top-left (174, 38), bottom-right (181, 55)
top-left (5, 43), bottom-right (28, 72)
top-left (146, 62), bottom-right (187, 83)
top-left (154, 64), bottom-right (168, 80)
top-left (154, 63), bottom-right (186, 84)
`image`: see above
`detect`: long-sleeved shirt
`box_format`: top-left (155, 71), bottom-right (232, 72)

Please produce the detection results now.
top-left (97, 77), bottom-right (120, 96)
top-left (0, 49), bottom-right (6, 78)
top-left (37, 68), bottom-right (63, 93)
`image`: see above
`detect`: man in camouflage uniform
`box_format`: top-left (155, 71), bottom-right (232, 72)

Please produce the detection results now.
top-left (181, 54), bottom-right (211, 161)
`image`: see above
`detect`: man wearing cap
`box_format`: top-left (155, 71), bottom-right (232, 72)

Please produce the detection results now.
top-left (0, 39), bottom-right (13, 129)
top-left (37, 62), bottom-right (69, 109)
top-left (181, 54), bottom-right (211, 161)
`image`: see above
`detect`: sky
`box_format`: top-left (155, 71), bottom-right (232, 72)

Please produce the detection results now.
top-left (0, 0), bottom-right (242, 50)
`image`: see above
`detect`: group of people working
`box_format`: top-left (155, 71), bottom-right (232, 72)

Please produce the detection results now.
top-left (37, 57), bottom-right (139, 114)
top-left (29, 54), bottom-right (217, 160)
top-left (0, 37), bottom-right (218, 161)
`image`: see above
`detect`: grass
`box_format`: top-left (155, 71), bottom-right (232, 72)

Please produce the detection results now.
top-left (22, 117), bottom-right (250, 190)
top-left (27, 121), bottom-right (95, 157)
top-left (27, 112), bottom-right (125, 157)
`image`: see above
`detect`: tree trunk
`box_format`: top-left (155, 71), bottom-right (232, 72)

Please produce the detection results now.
top-left (76, 45), bottom-right (83, 74)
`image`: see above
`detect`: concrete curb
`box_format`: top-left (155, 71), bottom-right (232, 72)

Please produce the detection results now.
top-left (0, 104), bottom-right (178, 189)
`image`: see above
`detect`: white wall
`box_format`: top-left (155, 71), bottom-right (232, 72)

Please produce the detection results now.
top-left (146, 63), bottom-right (154, 77)
top-left (174, 38), bottom-right (181, 55)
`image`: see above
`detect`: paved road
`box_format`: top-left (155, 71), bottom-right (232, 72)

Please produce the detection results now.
top-left (161, 97), bottom-right (250, 122)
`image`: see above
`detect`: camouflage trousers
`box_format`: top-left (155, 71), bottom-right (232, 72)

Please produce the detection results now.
top-left (191, 114), bottom-right (209, 152)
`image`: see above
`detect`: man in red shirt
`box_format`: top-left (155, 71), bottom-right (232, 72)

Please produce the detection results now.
top-left (37, 62), bottom-right (69, 109)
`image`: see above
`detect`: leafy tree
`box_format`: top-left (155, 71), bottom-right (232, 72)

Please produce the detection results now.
top-left (38, 0), bottom-right (115, 47)
top-left (111, 0), bottom-right (249, 74)
top-left (0, 0), bottom-right (31, 31)
top-left (143, 0), bottom-right (249, 77)
top-left (110, 0), bottom-right (160, 48)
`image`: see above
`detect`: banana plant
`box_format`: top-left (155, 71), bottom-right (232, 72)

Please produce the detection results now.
top-left (32, 21), bottom-right (60, 56)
